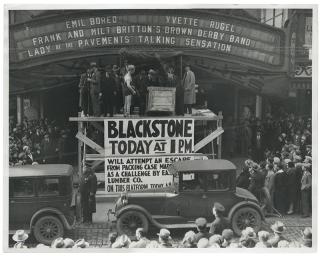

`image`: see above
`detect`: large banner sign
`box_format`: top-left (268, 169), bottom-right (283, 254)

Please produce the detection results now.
top-left (10, 10), bottom-right (284, 67)
top-left (104, 118), bottom-right (194, 193)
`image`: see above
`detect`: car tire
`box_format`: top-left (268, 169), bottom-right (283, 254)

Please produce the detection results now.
top-left (33, 215), bottom-right (64, 245)
top-left (231, 206), bottom-right (262, 236)
top-left (116, 210), bottom-right (149, 238)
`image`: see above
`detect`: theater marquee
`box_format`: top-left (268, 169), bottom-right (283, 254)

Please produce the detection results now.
top-left (10, 10), bottom-right (285, 68)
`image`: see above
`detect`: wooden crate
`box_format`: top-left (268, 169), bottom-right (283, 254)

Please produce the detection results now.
top-left (146, 87), bottom-right (176, 114)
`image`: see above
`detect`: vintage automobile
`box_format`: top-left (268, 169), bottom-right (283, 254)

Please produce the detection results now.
top-left (114, 159), bottom-right (264, 236)
top-left (9, 164), bottom-right (76, 245)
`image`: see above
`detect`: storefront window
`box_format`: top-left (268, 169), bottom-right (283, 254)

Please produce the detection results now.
top-left (261, 9), bottom-right (288, 28)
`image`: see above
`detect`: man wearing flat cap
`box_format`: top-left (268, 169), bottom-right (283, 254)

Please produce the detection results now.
top-left (87, 62), bottom-right (102, 116)
top-left (209, 202), bottom-right (230, 235)
top-left (194, 217), bottom-right (210, 243)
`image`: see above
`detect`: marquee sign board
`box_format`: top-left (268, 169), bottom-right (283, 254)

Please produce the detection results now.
top-left (10, 10), bottom-right (285, 69)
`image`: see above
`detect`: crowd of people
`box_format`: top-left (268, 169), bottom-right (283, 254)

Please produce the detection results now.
top-left (12, 203), bottom-right (312, 249)
top-left (234, 113), bottom-right (312, 217)
top-left (9, 117), bottom-right (75, 166)
top-left (78, 61), bottom-right (197, 117)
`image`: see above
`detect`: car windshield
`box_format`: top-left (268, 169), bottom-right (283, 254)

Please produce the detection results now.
top-left (179, 171), bottom-right (230, 192)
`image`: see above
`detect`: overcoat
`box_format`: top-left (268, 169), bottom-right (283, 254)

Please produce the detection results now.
top-left (182, 70), bottom-right (196, 104)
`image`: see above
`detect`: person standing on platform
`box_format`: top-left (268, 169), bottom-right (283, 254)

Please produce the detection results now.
top-left (78, 68), bottom-right (91, 116)
top-left (135, 70), bottom-right (148, 116)
top-left (182, 65), bottom-right (196, 115)
top-left (87, 62), bottom-right (101, 117)
top-left (123, 65), bottom-right (136, 117)
top-left (101, 65), bottom-right (117, 117)
top-left (80, 166), bottom-right (98, 224)
top-left (111, 65), bottom-right (122, 114)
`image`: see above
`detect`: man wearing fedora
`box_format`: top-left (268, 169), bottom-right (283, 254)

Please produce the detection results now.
top-left (157, 229), bottom-right (173, 248)
top-left (80, 166), bottom-right (98, 224)
top-left (182, 65), bottom-right (196, 115)
top-left (209, 202), bottom-right (230, 235)
top-left (194, 217), bottom-right (210, 243)
top-left (301, 227), bottom-right (312, 247)
top-left (87, 62), bottom-right (101, 117)
top-left (12, 230), bottom-right (28, 249)
top-left (268, 221), bottom-right (289, 247)
top-left (101, 65), bottom-right (118, 117)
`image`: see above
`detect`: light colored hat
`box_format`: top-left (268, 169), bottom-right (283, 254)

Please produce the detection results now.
top-left (213, 202), bottom-right (225, 212)
top-left (222, 229), bottom-right (234, 241)
top-left (271, 221), bottom-right (286, 234)
top-left (284, 159), bottom-right (291, 164)
top-left (157, 229), bottom-right (171, 240)
top-left (197, 238), bottom-right (209, 248)
top-left (51, 237), bottom-right (65, 248)
top-left (63, 238), bottom-right (75, 248)
top-left (22, 145), bottom-right (29, 151)
top-left (111, 234), bottom-right (131, 248)
top-left (36, 243), bottom-right (49, 248)
top-left (127, 65), bottom-right (135, 71)
top-left (273, 157), bottom-right (281, 164)
top-left (209, 243), bottom-right (220, 248)
top-left (278, 240), bottom-right (290, 248)
top-left (73, 238), bottom-right (90, 248)
top-left (209, 234), bottom-right (223, 246)
top-left (182, 230), bottom-right (196, 244)
top-left (12, 230), bottom-right (28, 242)
top-left (258, 231), bottom-right (270, 241)
top-left (241, 227), bottom-right (257, 239)
top-left (302, 227), bottom-right (312, 240)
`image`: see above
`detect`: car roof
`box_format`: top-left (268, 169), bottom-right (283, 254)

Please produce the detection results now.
top-left (9, 164), bottom-right (73, 178)
top-left (168, 159), bottom-right (236, 174)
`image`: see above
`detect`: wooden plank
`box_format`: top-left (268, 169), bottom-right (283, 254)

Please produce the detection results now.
top-left (76, 131), bottom-right (104, 154)
top-left (194, 127), bottom-right (224, 152)
top-left (69, 115), bottom-right (222, 122)
top-left (85, 152), bottom-right (210, 160)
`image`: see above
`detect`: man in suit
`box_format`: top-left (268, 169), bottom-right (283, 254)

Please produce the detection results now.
top-left (87, 62), bottom-right (101, 116)
top-left (101, 65), bottom-right (118, 117)
top-left (182, 65), bottom-right (196, 115)
top-left (209, 202), bottom-right (230, 235)
top-left (80, 166), bottom-right (98, 224)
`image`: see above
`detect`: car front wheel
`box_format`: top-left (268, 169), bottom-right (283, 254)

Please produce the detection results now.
top-left (231, 206), bottom-right (262, 236)
top-left (33, 215), bottom-right (64, 245)
top-left (116, 210), bottom-right (149, 237)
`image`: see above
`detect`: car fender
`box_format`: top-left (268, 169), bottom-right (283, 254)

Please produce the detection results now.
top-left (30, 207), bottom-right (74, 231)
top-left (227, 201), bottom-right (265, 221)
top-left (116, 204), bottom-right (164, 229)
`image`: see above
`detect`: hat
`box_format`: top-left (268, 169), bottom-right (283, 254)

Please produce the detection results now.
top-left (222, 229), bottom-right (234, 241)
top-left (241, 227), bottom-right (257, 239)
top-left (271, 221), bottom-right (286, 234)
top-left (51, 237), bottom-right (65, 248)
top-left (90, 62), bottom-right (97, 67)
top-left (209, 234), bottom-right (223, 246)
top-left (127, 65), bottom-right (135, 72)
top-left (182, 231), bottom-right (196, 244)
top-left (257, 231), bottom-right (270, 242)
top-left (22, 145), bottom-right (29, 151)
top-left (13, 243), bottom-right (27, 249)
top-left (273, 157), bottom-right (281, 164)
top-left (73, 238), bottom-right (90, 248)
top-left (148, 69), bottom-right (156, 75)
top-left (63, 238), bottom-right (75, 248)
top-left (197, 238), bottom-right (209, 248)
top-left (157, 229), bottom-right (171, 240)
top-left (36, 243), bottom-right (49, 248)
top-left (278, 240), bottom-right (290, 248)
top-left (284, 159), bottom-right (291, 164)
top-left (12, 230), bottom-right (28, 242)
top-left (304, 156), bottom-right (312, 164)
top-left (302, 227), bottom-right (312, 240)
top-left (293, 155), bottom-right (302, 162)
top-left (112, 65), bottom-right (120, 72)
top-left (209, 243), bottom-right (220, 248)
top-left (111, 234), bottom-right (131, 248)
top-left (195, 217), bottom-right (207, 228)
top-left (213, 202), bottom-right (225, 213)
